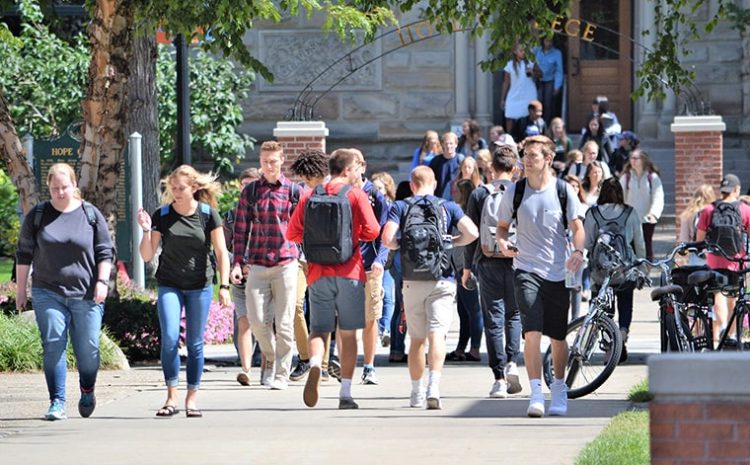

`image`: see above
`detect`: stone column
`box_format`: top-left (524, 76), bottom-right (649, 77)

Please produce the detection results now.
top-left (650, 353), bottom-right (750, 464)
top-left (671, 115), bottom-right (725, 240)
top-left (473, 31), bottom-right (492, 130)
top-left (634, 0), bottom-right (659, 138)
top-left (273, 121), bottom-right (329, 180)
top-left (453, 31), bottom-right (470, 124)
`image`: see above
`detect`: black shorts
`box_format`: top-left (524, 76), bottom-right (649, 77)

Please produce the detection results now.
top-left (514, 269), bottom-right (570, 340)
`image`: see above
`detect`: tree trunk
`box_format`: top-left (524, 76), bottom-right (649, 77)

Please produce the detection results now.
top-left (127, 33), bottom-right (160, 215)
top-left (79, 0), bottom-right (133, 228)
top-left (0, 87), bottom-right (39, 214)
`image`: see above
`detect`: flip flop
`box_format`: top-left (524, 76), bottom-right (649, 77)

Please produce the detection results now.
top-left (185, 408), bottom-right (203, 418)
top-left (155, 405), bottom-right (178, 417)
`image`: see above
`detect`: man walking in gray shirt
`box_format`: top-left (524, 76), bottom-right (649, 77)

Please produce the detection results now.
top-left (496, 135), bottom-right (585, 417)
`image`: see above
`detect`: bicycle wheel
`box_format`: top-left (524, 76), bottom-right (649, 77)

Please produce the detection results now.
top-left (664, 310), bottom-right (692, 352)
top-left (735, 304), bottom-right (750, 351)
top-left (685, 305), bottom-right (712, 351)
top-left (542, 314), bottom-right (622, 399)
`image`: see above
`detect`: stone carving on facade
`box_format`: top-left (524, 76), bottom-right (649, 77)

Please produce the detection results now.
top-left (258, 31), bottom-right (382, 91)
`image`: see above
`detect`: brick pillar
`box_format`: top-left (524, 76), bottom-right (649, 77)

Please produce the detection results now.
top-left (273, 121), bottom-right (328, 181)
top-left (649, 353), bottom-right (750, 464)
top-left (670, 116), bottom-right (726, 240)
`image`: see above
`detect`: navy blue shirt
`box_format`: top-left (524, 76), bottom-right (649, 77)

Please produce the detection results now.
top-left (359, 179), bottom-right (390, 271)
top-left (429, 155), bottom-right (462, 201)
top-left (387, 195), bottom-right (464, 280)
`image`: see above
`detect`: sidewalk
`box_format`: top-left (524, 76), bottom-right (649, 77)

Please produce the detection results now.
top-left (0, 285), bottom-right (660, 465)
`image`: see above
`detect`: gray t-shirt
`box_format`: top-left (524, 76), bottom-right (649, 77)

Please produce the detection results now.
top-left (16, 202), bottom-right (113, 300)
top-left (498, 179), bottom-right (580, 282)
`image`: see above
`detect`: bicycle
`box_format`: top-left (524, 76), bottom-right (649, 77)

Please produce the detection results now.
top-left (542, 238), bottom-right (646, 399)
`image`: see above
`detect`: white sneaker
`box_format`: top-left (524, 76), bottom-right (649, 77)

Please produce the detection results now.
top-left (549, 380), bottom-right (568, 416)
top-left (261, 360), bottom-right (274, 386)
top-left (489, 380), bottom-right (508, 398)
top-left (410, 390), bottom-right (426, 408)
top-left (268, 378), bottom-right (289, 390)
top-left (527, 393), bottom-right (545, 418)
top-left (504, 362), bottom-right (522, 395)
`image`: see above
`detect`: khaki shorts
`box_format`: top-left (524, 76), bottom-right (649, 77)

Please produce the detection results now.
top-left (402, 279), bottom-right (456, 340)
top-left (365, 270), bottom-right (385, 321)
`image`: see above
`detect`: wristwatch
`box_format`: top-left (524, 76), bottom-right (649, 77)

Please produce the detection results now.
top-left (219, 284), bottom-right (231, 290)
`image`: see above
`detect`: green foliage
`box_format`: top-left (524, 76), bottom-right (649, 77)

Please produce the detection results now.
top-left (575, 411), bottom-right (649, 465)
top-left (0, 312), bottom-right (122, 372)
top-left (628, 378), bottom-right (654, 403)
top-left (156, 45), bottom-right (256, 174)
top-left (218, 179), bottom-right (242, 217)
top-left (0, 258), bottom-right (12, 283)
top-left (102, 280), bottom-right (161, 362)
top-left (0, 169), bottom-right (21, 257)
top-left (0, 0), bottom-right (89, 138)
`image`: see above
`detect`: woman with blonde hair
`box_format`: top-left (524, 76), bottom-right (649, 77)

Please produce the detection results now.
top-left (678, 184), bottom-right (716, 266)
top-left (371, 171), bottom-right (397, 348)
top-left (475, 148), bottom-right (493, 183)
top-left (411, 130), bottom-right (442, 169)
top-left (16, 163), bottom-right (113, 420)
top-left (137, 165), bottom-right (231, 418)
top-left (451, 156), bottom-right (482, 202)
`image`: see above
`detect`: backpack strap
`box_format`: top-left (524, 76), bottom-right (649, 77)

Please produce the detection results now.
top-left (556, 178), bottom-right (569, 231)
top-left (32, 201), bottom-right (48, 235)
top-left (511, 178), bottom-right (526, 224)
top-left (160, 204), bottom-right (170, 217)
top-left (81, 201), bottom-right (97, 226)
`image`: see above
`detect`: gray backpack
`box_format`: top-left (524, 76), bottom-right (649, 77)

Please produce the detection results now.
top-left (589, 206), bottom-right (634, 286)
top-left (478, 183), bottom-right (514, 257)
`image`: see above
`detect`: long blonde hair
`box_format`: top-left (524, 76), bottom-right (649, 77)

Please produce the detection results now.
top-left (680, 184), bottom-right (716, 221)
top-left (459, 156), bottom-right (482, 187)
top-left (162, 165), bottom-right (222, 209)
top-left (371, 171), bottom-right (396, 201)
top-left (47, 162), bottom-right (82, 200)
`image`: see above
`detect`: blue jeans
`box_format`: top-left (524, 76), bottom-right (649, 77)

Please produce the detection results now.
top-left (477, 259), bottom-right (521, 379)
top-left (157, 286), bottom-right (212, 390)
top-left (379, 269), bottom-right (395, 335)
top-left (389, 253), bottom-right (406, 356)
top-left (455, 281), bottom-right (483, 352)
top-left (32, 288), bottom-right (104, 402)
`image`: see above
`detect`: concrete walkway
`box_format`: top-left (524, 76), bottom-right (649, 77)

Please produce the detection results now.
top-left (0, 284), bottom-right (660, 465)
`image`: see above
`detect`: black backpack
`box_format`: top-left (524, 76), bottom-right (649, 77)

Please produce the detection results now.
top-left (303, 184), bottom-right (353, 265)
top-left (33, 200), bottom-right (97, 233)
top-left (400, 196), bottom-right (449, 280)
top-left (707, 200), bottom-right (745, 257)
top-left (589, 206), bottom-right (634, 286)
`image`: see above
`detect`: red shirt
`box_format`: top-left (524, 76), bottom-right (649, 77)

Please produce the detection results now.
top-left (697, 201), bottom-right (750, 271)
top-left (286, 182), bottom-right (380, 285)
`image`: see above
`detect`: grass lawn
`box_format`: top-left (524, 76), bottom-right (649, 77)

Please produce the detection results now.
top-left (628, 378), bottom-right (653, 403)
top-left (0, 257), bottom-right (12, 283)
top-left (575, 410), bottom-right (649, 465)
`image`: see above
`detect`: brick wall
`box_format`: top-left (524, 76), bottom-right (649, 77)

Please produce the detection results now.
top-left (671, 117), bottom-right (726, 241)
top-left (649, 353), bottom-right (750, 465)
top-left (273, 122), bottom-right (329, 182)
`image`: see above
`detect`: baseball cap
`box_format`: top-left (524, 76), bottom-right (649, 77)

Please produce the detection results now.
top-left (720, 174), bottom-right (741, 193)
top-left (618, 131), bottom-right (640, 145)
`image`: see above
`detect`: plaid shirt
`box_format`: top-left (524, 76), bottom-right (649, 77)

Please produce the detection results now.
top-left (232, 175), bottom-right (300, 267)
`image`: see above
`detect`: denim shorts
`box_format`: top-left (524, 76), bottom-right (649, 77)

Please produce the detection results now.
top-left (514, 270), bottom-right (570, 341)
top-left (308, 277), bottom-right (365, 333)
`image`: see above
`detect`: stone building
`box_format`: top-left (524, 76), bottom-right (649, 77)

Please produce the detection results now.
top-left (239, 0), bottom-right (750, 174)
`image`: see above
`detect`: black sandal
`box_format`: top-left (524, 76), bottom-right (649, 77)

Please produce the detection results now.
top-left (185, 408), bottom-right (203, 418)
top-left (445, 351), bottom-right (466, 362)
top-left (155, 405), bottom-right (178, 417)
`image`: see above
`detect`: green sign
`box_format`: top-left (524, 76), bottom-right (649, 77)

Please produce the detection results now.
top-left (33, 125), bottom-right (133, 263)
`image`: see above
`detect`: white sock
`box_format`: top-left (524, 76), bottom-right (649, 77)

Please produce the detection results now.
top-left (309, 356), bottom-right (322, 368)
top-left (340, 379), bottom-right (352, 398)
top-left (553, 377), bottom-right (566, 386)
top-left (427, 370), bottom-right (441, 395)
top-left (530, 378), bottom-right (543, 397)
top-left (411, 379), bottom-right (423, 393)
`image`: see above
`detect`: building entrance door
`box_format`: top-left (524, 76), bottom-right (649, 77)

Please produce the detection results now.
top-left (567, 0), bottom-right (632, 132)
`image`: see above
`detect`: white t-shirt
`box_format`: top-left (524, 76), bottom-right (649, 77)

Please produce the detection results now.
top-left (498, 179), bottom-right (580, 282)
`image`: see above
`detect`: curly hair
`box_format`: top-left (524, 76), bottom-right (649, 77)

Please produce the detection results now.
top-left (289, 149), bottom-right (329, 179)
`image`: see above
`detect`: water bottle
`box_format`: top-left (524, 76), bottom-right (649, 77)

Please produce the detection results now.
top-left (565, 251), bottom-right (587, 290)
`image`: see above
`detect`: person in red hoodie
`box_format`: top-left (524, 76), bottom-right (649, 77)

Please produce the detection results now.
top-left (286, 148), bottom-right (380, 409)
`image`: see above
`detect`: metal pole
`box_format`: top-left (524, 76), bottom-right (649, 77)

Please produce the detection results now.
top-left (22, 134), bottom-right (33, 167)
top-left (175, 34), bottom-right (191, 165)
top-left (129, 132), bottom-right (145, 288)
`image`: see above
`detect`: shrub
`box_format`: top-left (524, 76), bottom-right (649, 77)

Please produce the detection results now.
top-left (0, 169), bottom-right (20, 258)
top-left (0, 312), bottom-right (122, 372)
top-left (104, 279), bottom-right (235, 362)
top-left (0, 281), bottom-right (19, 316)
